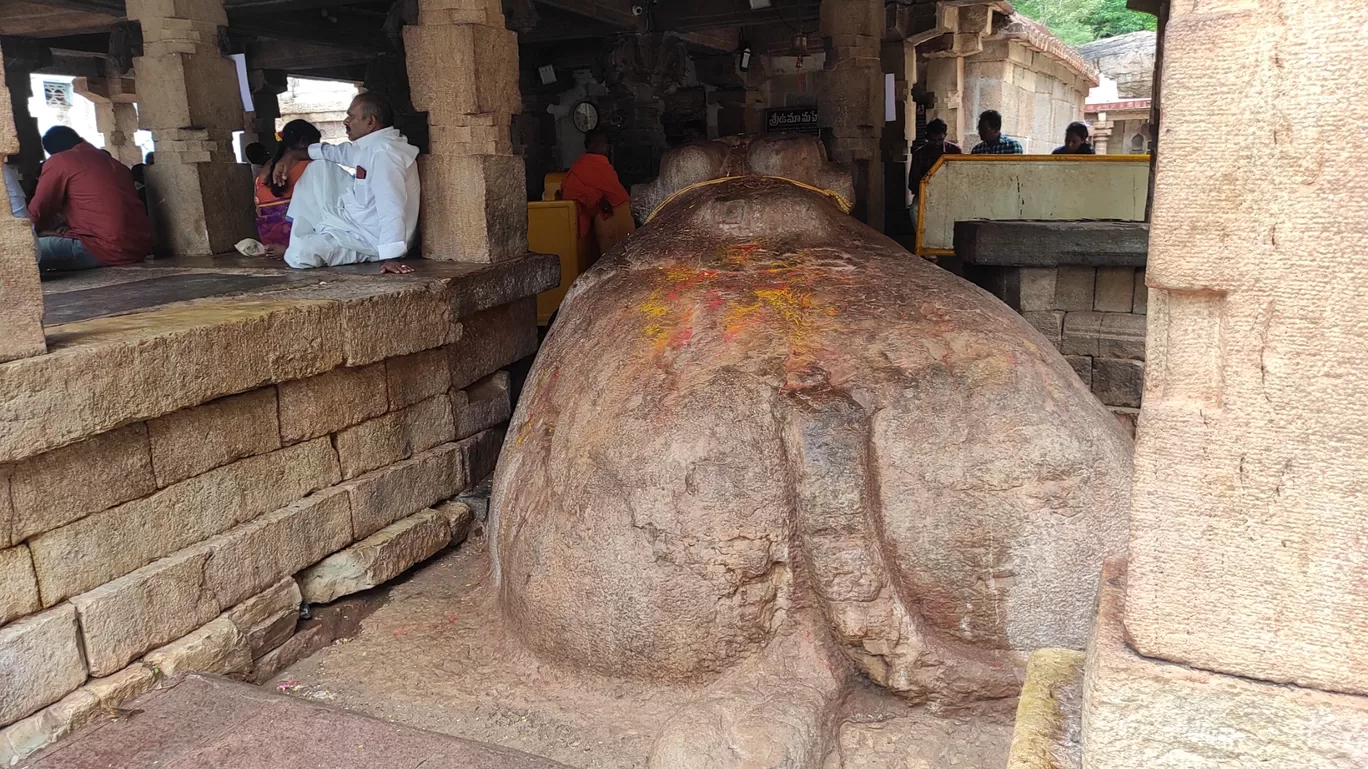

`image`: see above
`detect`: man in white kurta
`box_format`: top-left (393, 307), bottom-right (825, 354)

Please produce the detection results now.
top-left (272, 93), bottom-right (420, 270)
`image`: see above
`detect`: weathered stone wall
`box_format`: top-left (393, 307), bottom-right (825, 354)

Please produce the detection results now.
top-left (0, 295), bottom-right (539, 765)
top-left (962, 39), bottom-right (1091, 154)
top-left (1080, 0), bottom-right (1368, 765)
top-left (976, 265), bottom-right (1147, 436)
top-left (1077, 32), bottom-right (1156, 100)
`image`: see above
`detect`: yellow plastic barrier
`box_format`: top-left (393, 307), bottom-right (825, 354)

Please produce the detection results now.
top-left (528, 199), bottom-right (595, 325)
top-left (915, 154), bottom-right (1150, 257)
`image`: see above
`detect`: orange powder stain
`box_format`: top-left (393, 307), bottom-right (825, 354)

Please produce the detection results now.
top-left (515, 366), bottom-right (560, 447)
top-left (635, 256), bottom-right (849, 363)
top-left (638, 266), bottom-right (717, 351)
top-left (723, 242), bottom-right (764, 268)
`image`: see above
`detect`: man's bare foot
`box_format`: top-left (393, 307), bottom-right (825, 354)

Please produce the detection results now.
top-left (380, 261), bottom-right (415, 274)
top-left (263, 243), bottom-right (286, 259)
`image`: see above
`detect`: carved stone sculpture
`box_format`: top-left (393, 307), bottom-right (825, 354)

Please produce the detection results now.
top-left (491, 135), bottom-right (1132, 767)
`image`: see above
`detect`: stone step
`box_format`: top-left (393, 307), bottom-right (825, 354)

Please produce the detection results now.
top-left (1005, 648), bottom-right (1086, 769)
top-left (21, 673), bottom-right (569, 769)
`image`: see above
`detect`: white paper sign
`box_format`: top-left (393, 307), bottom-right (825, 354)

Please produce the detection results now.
top-left (885, 72), bottom-right (896, 123)
top-left (230, 53), bottom-right (253, 112)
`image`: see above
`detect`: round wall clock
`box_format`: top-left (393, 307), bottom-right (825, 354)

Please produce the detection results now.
top-left (572, 100), bottom-right (599, 132)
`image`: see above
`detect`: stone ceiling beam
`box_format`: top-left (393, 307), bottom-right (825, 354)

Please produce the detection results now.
top-left (654, 0), bottom-right (820, 34)
top-left (676, 26), bottom-right (739, 54)
top-left (227, 11), bottom-right (391, 51)
top-left (532, 0), bottom-right (640, 30)
top-left (0, 0), bottom-right (121, 37)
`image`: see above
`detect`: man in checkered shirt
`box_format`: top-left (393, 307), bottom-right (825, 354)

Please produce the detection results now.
top-left (970, 110), bottom-right (1024, 155)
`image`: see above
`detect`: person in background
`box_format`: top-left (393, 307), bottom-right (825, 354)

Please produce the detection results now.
top-left (4, 156), bottom-right (26, 219)
top-left (908, 118), bottom-right (961, 199)
top-left (27, 126), bottom-right (153, 271)
top-left (1053, 122), bottom-right (1095, 155)
top-left (253, 120), bottom-right (321, 257)
top-left (969, 110), bottom-right (1023, 155)
top-left (130, 163), bottom-right (148, 212)
top-left (144, 151), bottom-right (155, 165)
top-left (270, 93), bottom-right (418, 273)
top-left (244, 141), bottom-right (269, 177)
top-left (560, 129), bottom-right (634, 254)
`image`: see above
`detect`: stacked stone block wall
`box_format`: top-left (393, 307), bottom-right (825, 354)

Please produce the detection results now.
top-left (978, 265), bottom-right (1147, 436)
top-left (0, 298), bottom-right (536, 764)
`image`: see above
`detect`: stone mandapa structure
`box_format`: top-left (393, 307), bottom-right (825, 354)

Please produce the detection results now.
top-left (493, 134), bottom-right (1132, 767)
top-left (916, 7), bottom-right (1098, 155)
top-left (0, 254), bottom-right (555, 763)
top-left (0, 2), bottom-right (558, 758)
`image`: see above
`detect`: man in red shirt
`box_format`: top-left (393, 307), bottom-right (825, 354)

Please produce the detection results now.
top-left (27, 126), bottom-right (153, 271)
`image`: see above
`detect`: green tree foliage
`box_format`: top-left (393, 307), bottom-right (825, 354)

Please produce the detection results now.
top-left (1014, 0), bottom-right (1158, 46)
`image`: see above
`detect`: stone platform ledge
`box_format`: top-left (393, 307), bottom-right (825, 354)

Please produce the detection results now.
top-left (1008, 648), bottom-right (1084, 769)
top-left (39, 253), bottom-right (559, 322)
top-left (954, 220), bottom-right (1149, 268)
top-left (0, 253), bottom-right (558, 465)
top-left (20, 673), bottom-right (570, 769)
top-left (1081, 558), bottom-right (1368, 769)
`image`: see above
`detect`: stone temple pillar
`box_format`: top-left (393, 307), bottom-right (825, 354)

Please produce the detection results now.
top-left (244, 69), bottom-right (287, 157)
top-left (1081, 1), bottom-right (1368, 766)
top-left (404, 0), bottom-right (526, 263)
top-left (0, 40), bottom-right (46, 363)
top-left (126, 0), bottom-right (255, 256)
top-left (73, 77), bottom-right (143, 167)
top-left (818, 0), bottom-right (884, 230)
top-left (2, 48), bottom-right (44, 191)
top-left (1090, 120), bottom-right (1113, 155)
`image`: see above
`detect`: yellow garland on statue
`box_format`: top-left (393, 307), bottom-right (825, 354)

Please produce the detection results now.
top-left (645, 175), bottom-right (853, 223)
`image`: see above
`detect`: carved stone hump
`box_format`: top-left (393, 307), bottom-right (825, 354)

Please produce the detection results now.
top-left (629, 135), bottom-right (856, 223)
top-left (493, 141), bottom-right (1133, 734)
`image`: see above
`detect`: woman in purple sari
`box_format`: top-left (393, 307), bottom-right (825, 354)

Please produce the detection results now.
top-left (254, 120), bottom-right (321, 254)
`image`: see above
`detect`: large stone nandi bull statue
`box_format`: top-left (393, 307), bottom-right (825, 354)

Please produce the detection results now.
top-left (491, 135), bottom-right (1131, 768)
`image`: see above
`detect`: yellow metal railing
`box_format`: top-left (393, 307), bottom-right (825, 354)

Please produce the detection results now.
top-left (915, 154), bottom-right (1151, 257)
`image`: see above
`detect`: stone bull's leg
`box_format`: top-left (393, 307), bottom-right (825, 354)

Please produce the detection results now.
top-left (647, 605), bottom-right (850, 769)
top-left (782, 385), bottom-right (1023, 704)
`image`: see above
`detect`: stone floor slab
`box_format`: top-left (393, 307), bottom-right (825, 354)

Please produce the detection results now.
top-left (269, 536), bottom-right (1015, 769)
top-left (21, 673), bottom-right (569, 769)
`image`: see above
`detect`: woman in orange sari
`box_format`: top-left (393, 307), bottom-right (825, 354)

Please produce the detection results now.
top-left (254, 120), bottom-right (321, 256)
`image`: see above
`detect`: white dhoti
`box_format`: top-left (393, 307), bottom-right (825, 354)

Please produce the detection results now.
top-left (283, 162), bottom-right (381, 269)
top-left (285, 128), bottom-right (421, 269)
